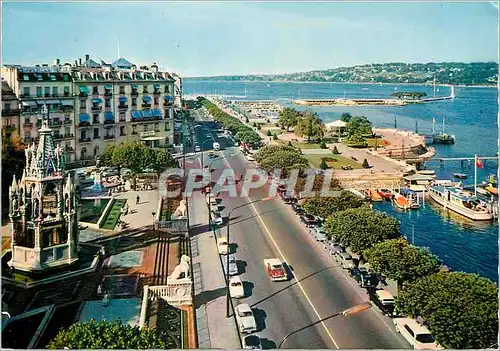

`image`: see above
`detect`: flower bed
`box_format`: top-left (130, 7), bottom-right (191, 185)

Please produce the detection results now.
top-left (100, 199), bottom-right (127, 230)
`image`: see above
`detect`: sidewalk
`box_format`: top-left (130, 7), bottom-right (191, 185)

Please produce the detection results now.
top-left (115, 190), bottom-right (159, 230)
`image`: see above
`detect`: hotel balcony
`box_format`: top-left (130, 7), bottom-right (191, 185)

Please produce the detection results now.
top-left (2, 109), bottom-right (21, 117)
top-left (78, 121), bottom-right (91, 127)
top-left (54, 134), bottom-right (74, 141)
top-left (64, 119), bottom-right (72, 125)
top-left (49, 120), bottom-right (63, 128)
top-left (79, 92), bottom-right (88, 97)
top-left (23, 137), bottom-right (35, 143)
top-left (131, 90), bottom-right (139, 97)
top-left (104, 119), bottom-right (115, 125)
top-left (23, 123), bottom-right (34, 128)
top-left (163, 101), bottom-right (173, 107)
top-left (104, 134), bottom-right (115, 140)
top-left (142, 103), bottom-right (151, 109)
top-left (118, 104), bottom-right (128, 110)
top-left (91, 106), bottom-right (102, 112)
top-left (119, 90), bottom-right (126, 95)
top-left (104, 90), bottom-right (112, 97)
top-left (92, 118), bottom-right (100, 124)
top-left (79, 137), bottom-right (91, 143)
top-left (153, 90), bottom-right (161, 95)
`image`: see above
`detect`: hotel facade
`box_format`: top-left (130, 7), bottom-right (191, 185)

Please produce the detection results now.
top-left (2, 55), bottom-right (182, 165)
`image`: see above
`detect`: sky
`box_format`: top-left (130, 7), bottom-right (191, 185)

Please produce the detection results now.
top-left (2, 1), bottom-right (499, 77)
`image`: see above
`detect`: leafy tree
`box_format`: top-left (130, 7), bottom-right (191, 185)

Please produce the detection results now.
top-left (2, 131), bottom-right (25, 217)
top-left (346, 116), bottom-right (373, 136)
top-left (252, 122), bottom-right (257, 127)
top-left (99, 144), bottom-right (116, 166)
top-left (258, 149), bottom-right (309, 174)
top-left (255, 144), bottom-right (301, 162)
top-left (332, 146), bottom-right (340, 154)
top-left (108, 141), bottom-right (175, 173)
top-left (396, 272), bottom-right (498, 349)
top-left (319, 158), bottom-right (328, 170)
top-left (278, 107), bottom-right (300, 131)
top-left (272, 133), bottom-right (278, 140)
top-left (302, 190), bottom-right (363, 218)
top-left (343, 133), bottom-right (368, 147)
top-left (294, 111), bottom-right (325, 143)
top-left (364, 238), bottom-right (440, 290)
top-left (288, 141), bottom-right (293, 147)
top-left (257, 124), bottom-right (262, 130)
top-left (319, 141), bottom-right (327, 149)
top-left (362, 158), bottom-right (370, 168)
top-left (266, 130), bottom-right (272, 136)
top-left (340, 112), bottom-right (352, 122)
top-left (324, 207), bottom-right (400, 253)
top-left (47, 319), bottom-right (169, 349)
top-left (245, 117), bottom-right (250, 123)
top-left (235, 131), bottom-right (261, 145)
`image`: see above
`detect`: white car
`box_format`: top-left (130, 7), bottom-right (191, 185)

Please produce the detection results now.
top-left (203, 165), bottom-right (211, 173)
top-left (229, 276), bottom-right (245, 298)
top-left (217, 237), bottom-right (229, 255)
top-left (246, 154), bottom-right (255, 162)
top-left (393, 317), bottom-right (443, 350)
top-left (212, 214), bottom-right (223, 226)
top-left (336, 252), bottom-right (355, 269)
top-left (235, 304), bottom-right (257, 334)
top-left (194, 145), bottom-right (201, 152)
top-left (242, 334), bottom-right (262, 349)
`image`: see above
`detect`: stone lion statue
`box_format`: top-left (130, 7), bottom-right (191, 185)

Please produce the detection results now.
top-left (173, 199), bottom-right (188, 218)
top-left (167, 254), bottom-right (191, 280)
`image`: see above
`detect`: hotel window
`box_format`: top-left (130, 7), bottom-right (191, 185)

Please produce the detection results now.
top-left (23, 87), bottom-right (30, 96)
top-left (24, 117), bottom-right (30, 124)
top-left (50, 74), bottom-right (56, 81)
top-left (80, 99), bottom-right (86, 108)
top-left (93, 128), bottom-right (99, 139)
top-left (4, 103), bottom-right (9, 111)
top-left (165, 86), bottom-right (169, 94)
top-left (164, 122), bottom-right (170, 131)
top-left (64, 86), bottom-right (70, 96)
top-left (93, 114), bottom-right (99, 124)
top-left (23, 75), bottom-right (29, 81)
top-left (154, 123), bottom-right (159, 131)
top-left (143, 85), bottom-right (148, 93)
top-left (132, 98), bottom-right (137, 107)
top-left (132, 125), bottom-right (137, 134)
top-left (65, 126), bottom-right (71, 135)
top-left (36, 87), bottom-right (43, 97)
top-left (119, 112), bottom-right (125, 121)
top-left (119, 86), bottom-right (125, 94)
top-left (44, 87), bottom-right (51, 97)
top-left (92, 86), bottom-right (99, 95)
top-left (143, 125), bottom-right (148, 132)
top-left (120, 126), bottom-right (125, 136)
top-left (25, 131), bottom-right (31, 139)
top-left (154, 97), bottom-right (159, 105)
top-left (37, 74), bottom-right (43, 81)
top-left (105, 99), bottom-right (111, 108)
top-left (52, 87), bottom-right (58, 96)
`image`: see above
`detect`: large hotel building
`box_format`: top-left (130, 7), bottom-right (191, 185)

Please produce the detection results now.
top-left (1, 55), bottom-right (182, 165)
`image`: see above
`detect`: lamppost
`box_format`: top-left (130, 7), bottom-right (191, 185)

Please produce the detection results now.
top-left (225, 196), bottom-right (274, 318)
top-left (278, 302), bottom-right (372, 348)
top-left (152, 211), bottom-right (156, 229)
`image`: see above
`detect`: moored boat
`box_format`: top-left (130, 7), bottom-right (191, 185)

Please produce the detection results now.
top-left (400, 188), bottom-right (420, 210)
top-left (377, 189), bottom-right (392, 201)
top-left (453, 173), bottom-right (468, 179)
top-left (417, 170), bottom-right (436, 176)
top-left (393, 193), bottom-right (410, 210)
top-left (370, 189), bottom-right (383, 202)
top-left (485, 185), bottom-right (498, 196)
top-left (476, 187), bottom-right (489, 196)
top-left (427, 185), bottom-right (493, 221)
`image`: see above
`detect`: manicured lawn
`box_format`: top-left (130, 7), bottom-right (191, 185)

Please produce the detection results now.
top-left (262, 128), bottom-right (285, 136)
top-left (365, 138), bottom-right (389, 147)
top-left (80, 198), bottom-right (110, 224)
top-left (101, 199), bottom-right (127, 230)
top-left (277, 140), bottom-right (323, 149)
top-left (304, 154), bottom-right (362, 170)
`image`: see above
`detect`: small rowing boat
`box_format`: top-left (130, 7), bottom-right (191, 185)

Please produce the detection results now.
top-left (377, 189), bottom-right (392, 201)
top-left (453, 173), bottom-right (468, 179)
top-left (370, 189), bottom-right (383, 202)
top-left (393, 193), bottom-right (410, 210)
top-left (485, 185), bottom-right (498, 196)
top-left (418, 170), bottom-right (436, 175)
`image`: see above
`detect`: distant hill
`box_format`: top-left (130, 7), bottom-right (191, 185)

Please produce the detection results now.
top-left (190, 62), bottom-right (498, 85)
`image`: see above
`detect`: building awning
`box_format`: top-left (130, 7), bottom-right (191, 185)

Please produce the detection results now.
top-left (79, 86), bottom-right (89, 94)
top-left (79, 113), bottom-right (90, 122)
top-left (142, 109), bottom-right (153, 118)
top-left (142, 95), bottom-right (151, 103)
top-left (131, 110), bottom-right (142, 119)
top-left (131, 84), bottom-right (139, 89)
top-left (105, 84), bottom-right (113, 90)
top-left (92, 98), bottom-right (103, 104)
top-left (152, 108), bottom-right (162, 117)
top-left (164, 95), bottom-right (173, 100)
top-left (141, 136), bottom-right (166, 141)
top-left (61, 100), bottom-right (74, 106)
top-left (45, 99), bottom-right (61, 104)
top-left (104, 111), bottom-right (114, 120)
top-left (154, 84), bottom-right (161, 89)
top-left (22, 100), bottom-right (38, 107)
top-left (119, 96), bottom-right (128, 102)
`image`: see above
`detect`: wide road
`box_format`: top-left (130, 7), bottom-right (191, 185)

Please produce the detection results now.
top-left (189, 106), bottom-right (410, 349)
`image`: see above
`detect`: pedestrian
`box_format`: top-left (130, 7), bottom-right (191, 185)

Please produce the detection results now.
top-left (136, 195), bottom-right (140, 205)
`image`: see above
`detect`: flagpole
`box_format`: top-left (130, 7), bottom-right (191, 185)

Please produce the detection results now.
top-left (474, 154), bottom-right (477, 197)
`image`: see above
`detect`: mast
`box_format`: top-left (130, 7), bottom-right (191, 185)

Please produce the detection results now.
top-left (433, 76), bottom-right (436, 98)
top-left (474, 154), bottom-right (478, 197)
top-left (442, 116), bottom-right (445, 134)
top-left (432, 117), bottom-right (436, 134)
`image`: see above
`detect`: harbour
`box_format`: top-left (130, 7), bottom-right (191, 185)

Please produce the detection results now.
top-left (184, 79), bottom-right (498, 281)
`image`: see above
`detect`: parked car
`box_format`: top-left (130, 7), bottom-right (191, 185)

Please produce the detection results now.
top-left (217, 237), bottom-right (229, 255)
top-left (336, 252), bottom-right (355, 269)
top-left (300, 214), bottom-right (316, 227)
top-left (282, 196), bottom-right (296, 205)
top-left (223, 255), bottom-right (239, 276)
top-left (229, 276), bottom-right (245, 298)
top-left (329, 240), bottom-right (345, 256)
top-left (312, 227), bottom-right (328, 242)
top-left (235, 304), bottom-right (258, 334)
top-left (194, 145), bottom-right (201, 152)
top-left (393, 317), bottom-right (443, 350)
top-left (212, 213), bottom-right (223, 226)
top-left (246, 154), bottom-right (255, 162)
top-left (291, 203), bottom-right (304, 215)
top-left (264, 258), bottom-right (288, 282)
top-left (242, 334), bottom-right (262, 350)
top-left (369, 289), bottom-right (396, 317)
top-left (350, 267), bottom-right (379, 289)
top-left (120, 168), bottom-right (132, 177)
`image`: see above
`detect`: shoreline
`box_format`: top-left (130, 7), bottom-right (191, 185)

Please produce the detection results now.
top-left (184, 78), bottom-right (497, 88)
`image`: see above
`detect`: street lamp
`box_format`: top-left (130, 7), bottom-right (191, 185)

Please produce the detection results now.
top-left (225, 196), bottom-right (274, 318)
top-left (277, 302), bottom-right (372, 348)
top-left (151, 212), bottom-right (156, 228)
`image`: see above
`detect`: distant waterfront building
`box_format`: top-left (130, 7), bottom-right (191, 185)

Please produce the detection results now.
top-left (2, 54), bottom-right (180, 166)
top-left (8, 120), bottom-right (80, 272)
top-left (1, 80), bottom-right (20, 140)
top-left (171, 73), bottom-right (183, 110)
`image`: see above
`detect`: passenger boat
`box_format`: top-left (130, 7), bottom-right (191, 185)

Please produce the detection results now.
top-left (400, 188), bottom-right (420, 209)
top-left (369, 189), bottom-right (383, 202)
top-left (453, 173), bottom-right (468, 179)
top-left (476, 187), bottom-right (489, 196)
top-left (485, 185), bottom-right (498, 196)
top-left (377, 189), bottom-right (393, 201)
top-left (417, 170), bottom-right (436, 176)
top-left (392, 193), bottom-right (410, 210)
top-left (427, 185), bottom-right (493, 221)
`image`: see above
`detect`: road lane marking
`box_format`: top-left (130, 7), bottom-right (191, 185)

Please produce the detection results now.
top-left (219, 152), bottom-right (340, 349)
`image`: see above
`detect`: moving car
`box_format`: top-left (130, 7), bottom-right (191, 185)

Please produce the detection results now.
top-left (393, 317), bottom-right (443, 350)
top-left (194, 145), bottom-right (201, 152)
top-left (235, 304), bottom-right (257, 334)
top-left (242, 334), bottom-right (262, 350)
top-left (203, 165), bottom-right (211, 173)
top-left (300, 214), bottom-right (316, 227)
top-left (336, 252), bottom-right (355, 269)
top-left (369, 289), bottom-right (396, 317)
top-left (212, 212), bottom-right (224, 226)
top-left (213, 142), bottom-right (221, 151)
top-left (217, 237), bottom-right (229, 255)
top-left (229, 276), bottom-right (245, 298)
top-left (264, 258), bottom-right (288, 281)
top-left (350, 267), bottom-right (379, 288)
